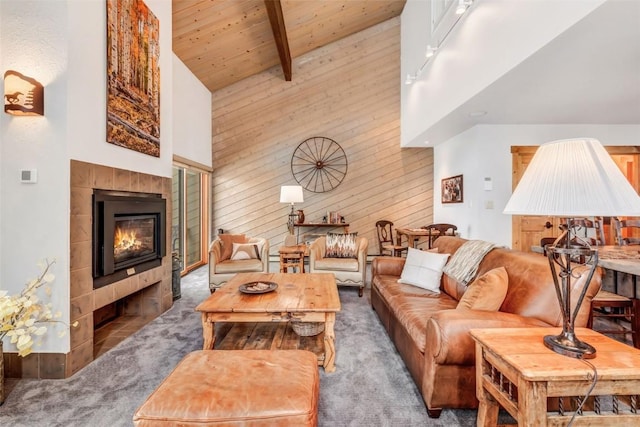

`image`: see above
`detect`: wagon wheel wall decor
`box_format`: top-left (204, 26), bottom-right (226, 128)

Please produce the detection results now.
top-left (291, 137), bottom-right (348, 193)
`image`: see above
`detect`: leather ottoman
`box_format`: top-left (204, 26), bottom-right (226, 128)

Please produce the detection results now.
top-left (133, 350), bottom-right (319, 426)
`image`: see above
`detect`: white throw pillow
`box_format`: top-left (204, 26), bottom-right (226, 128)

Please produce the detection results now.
top-left (398, 247), bottom-right (450, 293)
top-left (231, 243), bottom-right (261, 260)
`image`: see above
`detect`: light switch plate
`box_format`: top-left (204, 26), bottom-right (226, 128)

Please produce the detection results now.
top-left (20, 169), bottom-right (37, 183)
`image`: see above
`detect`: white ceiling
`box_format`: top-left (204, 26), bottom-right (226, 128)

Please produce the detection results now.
top-left (423, 0), bottom-right (640, 145)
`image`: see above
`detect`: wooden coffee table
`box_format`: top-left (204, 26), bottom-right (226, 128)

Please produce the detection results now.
top-left (195, 272), bottom-right (341, 372)
top-left (471, 327), bottom-right (640, 426)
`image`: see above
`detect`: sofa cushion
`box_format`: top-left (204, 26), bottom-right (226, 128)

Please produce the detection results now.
top-left (314, 257), bottom-right (359, 272)
top-left (231, 242), bottom-right (261, 260)
top-left (215, 259), bottom-right (264, 274)
top-left (398, 248), bottom-right (450, 293)
top-left (325, 232), bottom-right (358, 258)
top-left (457, 267), bottom-right (508, 311)
top-left (376, 274), bottom-right (442, 301)
top-left (390, 294), bottom-right (458, 353)
top-left (219, 234), bottom-right (247, 261)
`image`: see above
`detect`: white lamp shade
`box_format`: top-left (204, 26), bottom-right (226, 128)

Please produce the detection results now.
top-left (279, 185), bottom-right (304, 204)
top-left (503, 138), bottom-right (640, 217)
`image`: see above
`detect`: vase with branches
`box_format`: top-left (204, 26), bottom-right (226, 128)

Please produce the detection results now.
top-left (0, 259), bottom-right (77, 404)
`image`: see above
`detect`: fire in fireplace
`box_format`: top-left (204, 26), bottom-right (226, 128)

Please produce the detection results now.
top-left (93, 190), bottom-right (166, 288)
top-left (114, 217), bottom-right (156, 265)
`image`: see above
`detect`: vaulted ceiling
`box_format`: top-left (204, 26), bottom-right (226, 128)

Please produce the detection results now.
top-left (172, 0), bottom-right (406, 93)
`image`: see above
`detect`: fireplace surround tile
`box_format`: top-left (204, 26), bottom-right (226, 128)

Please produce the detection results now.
top-left (93, 164), bottom-right (115, 189)
top-left (70, 161), bottom-right (91, 188)
top-left (68, 340), bottom-right (93, 377)
top-left (70, 292), bottom-right (93, 321)
top-left (94, 284), bottom-right (114, 310)
top-left (70, 187), bottom-right (92, 215)
top-left (114, 168), bottom-right (132, 190)
top-left (70, 241), bottom-right (92, 273)
top-left (114, 276), bottom-right (137, 300)
top-left (69, 214), bottom-right (91, 243)
top-left (70, 315), bottom-right (93, 349)
top-left (70, 267), bottom-right (93, 298)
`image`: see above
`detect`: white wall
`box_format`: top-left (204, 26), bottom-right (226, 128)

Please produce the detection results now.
top-left (400, 0), bottom-right (605, 147)
top-left (172, 54), bottom-right (212, 167)
top-left (434, 124), bottom-right (640, 247)
top-left (0, 0), bottom-right (210, 354)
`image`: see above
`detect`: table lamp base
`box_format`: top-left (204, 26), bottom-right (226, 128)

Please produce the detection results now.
top-left (544, 332), bottom-right (596, 359)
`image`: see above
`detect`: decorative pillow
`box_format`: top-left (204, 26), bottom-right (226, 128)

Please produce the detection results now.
top-left (230, 242), bottom-right (261, 260)
top-left (397, 247), bottom-right (450, 293)
top-left (456, 267), bottom-right (508, 311)
top-left (219, 234), bottom-right (246, 261)
top-left (325, 232), bottom-right (358, 259)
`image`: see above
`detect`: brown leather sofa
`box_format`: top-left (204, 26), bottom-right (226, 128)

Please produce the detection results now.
top-left (371, 236), bottom-right (601, 418)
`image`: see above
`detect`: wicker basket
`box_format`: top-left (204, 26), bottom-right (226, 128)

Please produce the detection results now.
top-left (292, 322), bottom-right (325, 337)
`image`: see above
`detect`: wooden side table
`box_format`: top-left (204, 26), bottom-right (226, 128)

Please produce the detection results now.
top-left (471, 327), bottom-right (640, 426)
top-left (279, 245), bottom-right (307, 273)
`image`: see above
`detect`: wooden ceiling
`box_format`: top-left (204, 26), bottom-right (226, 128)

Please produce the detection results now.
top-left (172, 0), bottom-right (406, 92)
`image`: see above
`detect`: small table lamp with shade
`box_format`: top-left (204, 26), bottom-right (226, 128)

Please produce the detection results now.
top-left (280, 185), bottom-right (304, 235)
top-left (503, 138), bottom-right (640, 359)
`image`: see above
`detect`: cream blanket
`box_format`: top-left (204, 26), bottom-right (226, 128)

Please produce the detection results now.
top-left (442, 240), bottom-right (497, 285)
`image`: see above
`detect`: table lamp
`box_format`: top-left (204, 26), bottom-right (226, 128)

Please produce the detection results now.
top-left (504, 138), bottom-right (640, 359)
top-left (280, 185), bottom-right (304, 234)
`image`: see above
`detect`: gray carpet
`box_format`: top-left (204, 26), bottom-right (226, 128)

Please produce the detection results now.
top-left (0, 266), bottom-right (479, 426)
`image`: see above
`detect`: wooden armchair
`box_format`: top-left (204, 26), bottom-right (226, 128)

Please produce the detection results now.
top-left (309, 235), bottom-right (368, 297)
top-left (208, 235), bottom-right (269, 292)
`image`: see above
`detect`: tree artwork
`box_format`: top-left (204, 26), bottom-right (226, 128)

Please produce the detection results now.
top-left (106, 0), bottom-right (160, 157)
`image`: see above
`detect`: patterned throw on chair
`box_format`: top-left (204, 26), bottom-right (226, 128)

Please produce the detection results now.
top-left (325, 232), bottom-right (358, 258)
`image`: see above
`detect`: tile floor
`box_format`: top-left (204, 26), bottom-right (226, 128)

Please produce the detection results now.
top-left (93, 315), bottom-right (155, 359)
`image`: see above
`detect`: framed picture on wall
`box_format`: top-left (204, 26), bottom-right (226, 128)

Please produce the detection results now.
top-left (106, 0), bottom-right (161, 157)
top-left (441, 174), bottom-right (463, 204)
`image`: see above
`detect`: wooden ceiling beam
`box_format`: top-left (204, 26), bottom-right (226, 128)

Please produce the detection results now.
top-left (264, 0), bottom-right (292, 81)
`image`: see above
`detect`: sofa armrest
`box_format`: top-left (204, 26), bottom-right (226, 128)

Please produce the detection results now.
top-left (372, 256), bottom-right (406, 277)
top-left (425, 309), bottom-right (551, 366)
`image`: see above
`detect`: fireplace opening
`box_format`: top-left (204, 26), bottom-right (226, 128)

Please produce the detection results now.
top-left (93, 190), bottom-right (166, 289)
top-left (114, 216), bottom-right (156, 267)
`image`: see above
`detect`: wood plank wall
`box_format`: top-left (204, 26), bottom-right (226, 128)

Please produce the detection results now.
top-left (211, 17), bottom-right (434, 256)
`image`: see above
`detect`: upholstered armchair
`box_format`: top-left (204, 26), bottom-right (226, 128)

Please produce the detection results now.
top-left (208, 234), bottom-right (269, 292)
top-left (309, 235), bottom-right (368, 297)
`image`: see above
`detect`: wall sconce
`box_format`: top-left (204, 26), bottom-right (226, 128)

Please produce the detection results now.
top-left (4, 70), bottom-right (44, 116)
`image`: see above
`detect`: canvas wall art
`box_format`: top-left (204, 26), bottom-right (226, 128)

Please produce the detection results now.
top-left (107, 0), bottom-right (160, 157)
top-left (441, 174), bottom-right (463, 203)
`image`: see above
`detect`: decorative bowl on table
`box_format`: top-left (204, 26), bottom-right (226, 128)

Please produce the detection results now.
top-left (238, 281), bottom-right (278, 294)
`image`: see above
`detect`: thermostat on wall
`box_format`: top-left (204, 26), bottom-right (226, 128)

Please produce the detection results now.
top-left (20, 169), bottom-right (37, 183)
top-left (483, 177), bottom-right (493, 191)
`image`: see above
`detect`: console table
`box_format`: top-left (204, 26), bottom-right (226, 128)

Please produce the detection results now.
top-left (471, 327), bottom-right (640, 426)
top-left (293, 223), bottom-right (350, 244)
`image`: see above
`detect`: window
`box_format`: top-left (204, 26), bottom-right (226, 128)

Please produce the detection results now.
top-left (172, 164), bottom-right (209, 274)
